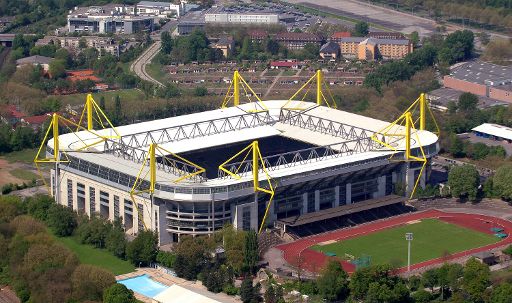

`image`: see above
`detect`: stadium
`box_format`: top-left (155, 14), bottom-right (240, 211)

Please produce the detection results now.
top-left (38, 71), bottom-right (439, 246)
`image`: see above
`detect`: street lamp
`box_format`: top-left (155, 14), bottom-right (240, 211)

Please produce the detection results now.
top-left (405, 232), bottom-right (413, 272)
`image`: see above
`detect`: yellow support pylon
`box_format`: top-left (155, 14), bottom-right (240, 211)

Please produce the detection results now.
top-left (221, 70), bottom-right (268, 112)
top-left (76, 93), bottom-right (120, 138)
top-left (219, 140), bottom-right (275, 234)
top-left (371, 110), bottom-right (427, 199)
top-left (282, 69), bottom-right (337, 110)
top-left (129, 143), bottom-right (206, 231)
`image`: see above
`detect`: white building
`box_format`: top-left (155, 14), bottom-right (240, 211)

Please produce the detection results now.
top-left (135, 1), bottom-right (186, 17)
top-left (205, 6), bottom-right (279, 24)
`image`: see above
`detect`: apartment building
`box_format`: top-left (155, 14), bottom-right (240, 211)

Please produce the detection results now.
top-left (275, 32), bottom-right (322, 50)
top-left (36, 36), bottom-right (121, 56)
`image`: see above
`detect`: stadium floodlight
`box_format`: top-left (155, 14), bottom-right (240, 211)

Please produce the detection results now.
top-left (406, 232), bottom-right (413, 272)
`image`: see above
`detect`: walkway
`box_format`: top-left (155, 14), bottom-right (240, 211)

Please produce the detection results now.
top-left (263, 69), bottom-right (283, 98)
top-left (130, 41), bottom-right (163, 87)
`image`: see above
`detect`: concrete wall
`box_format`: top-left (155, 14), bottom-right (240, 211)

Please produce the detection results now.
top-left (443, 76), bottom-right (487, 97)
top-left (489, 87), bottom-right (512, 103)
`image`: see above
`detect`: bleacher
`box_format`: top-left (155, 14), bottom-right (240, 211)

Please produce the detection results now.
top-left (285, 203), bottom-right (414, 238)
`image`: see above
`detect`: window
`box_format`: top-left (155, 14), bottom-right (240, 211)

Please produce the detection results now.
top-left (67, 179), bottom-right (73, 208)
top-left (100, 190), bottom-right (109, 205)
top-left (307, 191), bottom-right (315, 213)
top-left (114, 195), bottom-right (119, 218)
top-left (77, 182), bottom-right (85, 210)
top-left (137, 204), bottom-right (144, 231)
top-left (242, 207), bottom-right (251, 231)
top-left (89, 187), bottom-right (96, 214)
top-left (124, 199), bottom-right (133, 212)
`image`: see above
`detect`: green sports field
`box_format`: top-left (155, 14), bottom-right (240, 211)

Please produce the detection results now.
top-left (311, 219), bottom-right (499, 267)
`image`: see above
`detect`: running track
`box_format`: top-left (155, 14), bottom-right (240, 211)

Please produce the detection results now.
top-left (276, 209), bottom-right (512, 274)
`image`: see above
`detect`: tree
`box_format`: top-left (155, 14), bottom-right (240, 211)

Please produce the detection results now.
top-left (156, 251), bottom-right (176, 268)
top-left (264, 283), bottom-right (284, 303)
top-left (316, 260), bottom-right (349, 302)
top-left (47, 204), bottom-right (77, 237)
top-left (194, 86), bottom-right (208, 96)
top-left (49, 59), bottom-right (67, 79)
top-left (26, 194), bottom-right (53, 222)
top-left (410, 31), bottom-right (420, 47)
top-left (240, 278), bottom-right (260, 303)
top-left (421, 268), bottom-right (439, 292)
top-left (491, 283), bottom-right (512, 303)
top-left (126, 230), bottom-right (158, 266)
top-left (78, 38), bottom-right (87, 49)
top-left (462, 257), bottom-right (490, 303)
top-left (244, 230), bottom-right (259, 274)
top-left (106, 218), bottom-right (127, 259)
top-left (448, 165), bottom-right (480, 201)
top-left (103, 283), bottom-right (138, 303)
top-left (71, 264), bottom-right (115, 302)
top-left (458, 92), bottom-right (478, 112)
top-left (174, 236), bottom-right (212, 280)
top-left (492, 165), bottom-right (512, 200)
top-left (100, 96), bottom-right (106, 111)
top-left (161, 31), bottom-right (173, 54)
top-left (113, 95), bottom-right (122, 125)
top-left (354, 21), bottom-right (369, 37)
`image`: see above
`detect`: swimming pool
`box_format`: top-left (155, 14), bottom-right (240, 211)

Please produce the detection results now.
top-left (118, 274), bottom-right (169, 298)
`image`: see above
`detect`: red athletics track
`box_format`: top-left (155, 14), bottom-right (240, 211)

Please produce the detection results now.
top-left (276, 209), bottom-right (512, 274)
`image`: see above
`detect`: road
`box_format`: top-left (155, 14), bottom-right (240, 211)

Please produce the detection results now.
top-left (130, 20), bottom-right (178, 87)
top-left (130, 40), bottom-right (163, 87)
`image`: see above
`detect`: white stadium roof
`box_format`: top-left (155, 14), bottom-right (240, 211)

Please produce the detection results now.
top-left (49, 100), bottom-right (439, 185)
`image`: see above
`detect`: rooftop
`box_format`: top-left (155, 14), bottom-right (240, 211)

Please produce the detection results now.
top-left (50, 101), bottom-right (438, 186)
top-left (331, 31), bottom-right (351, 39)
top-left (449, 61), bottom-right (512, 87)
top-left (16, 55), bottom-right (53, 65)
top-left (320, 41), bottom-right (340, 53)
top-left (472, 123), bottom-right (512, 141)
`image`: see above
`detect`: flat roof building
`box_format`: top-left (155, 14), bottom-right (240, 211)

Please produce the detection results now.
top-left (48, 100), bottom-right (438, 244)
top-left (444, 61), bottom-right (512, 103)
top-left (335, 37), bottom-right (412, 60)
top-left (205, 6), bottom-right (279, 24)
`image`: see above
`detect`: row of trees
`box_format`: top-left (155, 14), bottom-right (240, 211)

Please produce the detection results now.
top-left (447, 164), bottom-right (512, 201)
top-left (364, 30), bottom-right (474, 92)
top-left (280, 257), bottom-right (512, 303)
top-left (0, 195), bottom-right (139, 303)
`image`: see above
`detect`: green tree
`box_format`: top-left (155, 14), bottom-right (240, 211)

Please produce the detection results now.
top-left (47, 203), bottom-right (77, 237)
top-left (354, 21), bottom-right (369, 37)
top-left (493, 164), bottom-right (512, 200)
top-left (71, 264), bottom-right (116, 302)
top-left (264, 283), bottom-right (284, 303)
top-left (26, 194), bottom-right (53, 222)
top-left (113, 95), bottom-right (122, 125)
top-left (174, 236), bottom-right (212, 280)
top-left (458, 92), bottom-right (478, 112)
top-left (49, 59), bottom-right (67, 79)
top-left (194, 86), bottom-right (208, 96)
top-left (316, 260), bottom-right (349, 302)
top-left (156, 251), bottom-right (176, 268)
top-left (126, 230), bottom-right (158, 266)
top-left (161, 31), bottom-right (173, 54)
top-left (244, 230), bottom-right (259, 274)
top-left (410, 31), bottom-right (420, 47)
top-left (100, 96), bottom-right (106, 111)
top-left (240, 278), bottom-right (260, 303)
top-left (448, 165), bottom-right (480, 201)
top-left (105, 218), bottom-right (127, 259)
top-left (462, 257), bottom-right (490, 303)
top-left (421, 268), bottom-right (439, 292)
top-left (103, 283), bottom-right (138, 303)
top-left (491, 282), bottom-right (512, 303)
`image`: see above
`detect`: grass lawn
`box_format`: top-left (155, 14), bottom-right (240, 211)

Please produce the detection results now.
top-left (146, 62), bottom-right (168, 84)
top-left (55, 236), bottom-right (135, 275)
top-left (52, 89), bottom-right (146, 106)
top-left (9, 169), bottom-right (39, 181)
top-left (2, 149), bottom-right (38, 164)
top-left (311, 219), bottom-right (500, 267)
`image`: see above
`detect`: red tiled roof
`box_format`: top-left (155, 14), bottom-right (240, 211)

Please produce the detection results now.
top-left (270, 61), bottom-right (298, 67)
top-left (4, 105), bottom-right (26, 119)
top-left (23, 114), bottom-right (49, 125)
top-left (67, 70), bottom-right (101, 82)
top-left (331, 32), bottom-right (351, 39)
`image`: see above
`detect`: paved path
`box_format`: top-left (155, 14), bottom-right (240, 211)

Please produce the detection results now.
top-left (263, 69), bottom-right (283, 98)
top-left (130, 40), bottom-right (163, 87)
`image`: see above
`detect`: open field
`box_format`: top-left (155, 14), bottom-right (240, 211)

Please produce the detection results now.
top-left (311, 218), bottom-right (499, 267)
top-left (52, 89), bottom-right (146, 106)
top-left (0, 149), bottom-right (40, 187)
top-left (56, 236), bottom-right (135, 275)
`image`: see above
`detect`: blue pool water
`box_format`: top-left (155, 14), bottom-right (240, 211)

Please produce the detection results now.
top-left (118, 274), bottom-right (168, 298)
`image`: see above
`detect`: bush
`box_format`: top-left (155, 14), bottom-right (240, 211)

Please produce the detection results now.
top-left (126, 230), bottom-right (158, 266)
top-left (156, 251), bottom-right (176, 268)
top-left (103, 283), bottom-right (138, 303)
top-left (47, 204), bottom-right (77, 237)
top-left (223, 284), bottom-right (239, 296)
